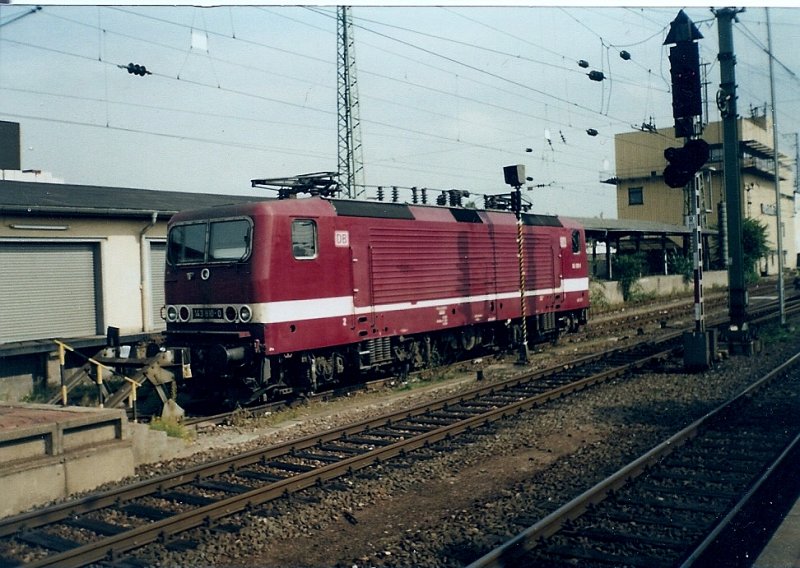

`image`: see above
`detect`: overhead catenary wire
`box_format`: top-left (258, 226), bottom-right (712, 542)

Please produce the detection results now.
top-left (4, 5), bottom-right (792, 203)
top-left (1, 7), bottom-right (632, 166)
top-left (93, 4), bottom-right (673, 143)
top-left (32, 9), bottom-right (548, 146)
top-left (305, 4), bottom-right (647, 130)
top-left (33, 8), bottom-right (621, 150)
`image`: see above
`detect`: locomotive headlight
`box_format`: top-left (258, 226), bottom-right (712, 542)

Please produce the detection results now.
top-left (239, 305), bottom-right (252, 323)
top-left (166, 305), bottom-right (178, 322)
top-left (178, 305), bottom-right (191, 322)
top-left (225, 306), bottom-right (237, 322)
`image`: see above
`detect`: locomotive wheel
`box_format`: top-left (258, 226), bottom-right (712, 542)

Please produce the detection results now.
top-left (435, 333), bottom-right (459, 365)
top-left (461, 327), bottom-right (477, 351)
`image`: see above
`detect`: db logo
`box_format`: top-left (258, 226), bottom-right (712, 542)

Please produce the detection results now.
top-left (334, 230), bottom-right (350, 248)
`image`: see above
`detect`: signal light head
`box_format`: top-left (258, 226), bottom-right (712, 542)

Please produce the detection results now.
top-left (663, 138), bottom-right (710, 188)
top-left (668, 41), bottom-right (702, 121)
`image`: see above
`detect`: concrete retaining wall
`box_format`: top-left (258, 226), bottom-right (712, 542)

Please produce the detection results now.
top-left (0, 404), bottom-right (134, 518)
top-left (591, 270), bottom-right (728, 306)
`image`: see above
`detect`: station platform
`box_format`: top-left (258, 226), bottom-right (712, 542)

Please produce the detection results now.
top-left (755, 495), bottom-right (800, 567)
top-left (0, 402), bottom-right (134, 518)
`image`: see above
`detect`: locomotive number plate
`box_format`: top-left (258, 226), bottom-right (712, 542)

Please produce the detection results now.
top-left (193, 307), bottom-right (223, 320)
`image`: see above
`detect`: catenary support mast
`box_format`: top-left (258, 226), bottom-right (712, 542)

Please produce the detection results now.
top-left (337, 6), bottom-right (365, 199)
top-left (715, 8), bottom-right (752, 350)
top-left (766, 8), bottom-right (786, 325)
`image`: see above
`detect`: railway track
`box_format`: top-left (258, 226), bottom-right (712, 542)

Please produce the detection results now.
top-left (0, 334), bottom-right (684, 567)
top-left (1, 291), bottom-right (795, 567)
top-left (467, 348), bottom-right (800, 568)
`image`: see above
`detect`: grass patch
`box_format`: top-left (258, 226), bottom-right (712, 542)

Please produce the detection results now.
top-left (759, 323), bottom-right (798, 344)
top-left (150, 417), bottom-right (194, 440)
top-left (626, 282), bottom-right (657, 303)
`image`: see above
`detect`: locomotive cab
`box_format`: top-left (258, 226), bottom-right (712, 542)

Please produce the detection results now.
top-left (164, 212), bottom-right (265, 400)
top-left (163, 199), bottom-right (357, 404)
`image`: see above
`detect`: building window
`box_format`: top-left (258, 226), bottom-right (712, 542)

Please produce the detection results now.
top-left (628, 187), bottom-right (643, 206)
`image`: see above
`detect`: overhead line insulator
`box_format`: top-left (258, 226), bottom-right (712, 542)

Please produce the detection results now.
top-left (125, 62), bottom-right (151, 77)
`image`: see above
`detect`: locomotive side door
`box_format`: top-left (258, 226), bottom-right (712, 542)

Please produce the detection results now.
top-left (342, 225), bottom-right (374, 335)
top-left (553, 235), bottom-right (564, 310)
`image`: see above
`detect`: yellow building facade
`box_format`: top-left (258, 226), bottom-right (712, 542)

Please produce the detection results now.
top-left (614, 112), bottom-right (797, 272)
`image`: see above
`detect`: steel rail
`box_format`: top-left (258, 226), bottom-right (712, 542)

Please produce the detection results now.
top-left (466, 349), bottom-right (800, 568)
top-left (679, 431), bottom-right (800, 567)
top-left (1, 343), bottom-right (679, 567)
top-left (0, 337), bottom-right (672, 534)
top-left (4, 296), bottom-right (796, 566)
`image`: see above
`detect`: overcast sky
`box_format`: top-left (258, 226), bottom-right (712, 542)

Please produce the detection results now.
top-left (1, 3), bottom-right (799, 218)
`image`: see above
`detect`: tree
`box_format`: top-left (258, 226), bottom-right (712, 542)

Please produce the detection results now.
top-left (742, 218), bottom-right (770, 283)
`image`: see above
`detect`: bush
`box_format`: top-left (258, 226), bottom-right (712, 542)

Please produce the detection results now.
top-left (613, 253), bottom-right (645, 302)
top-left (667, 252), bottom-right (693, 284)
top-left (743, 218), bottom-right (770, 283)
top-left (589, 278), bottom-right (610, 310)
top-left (626, 282), bottom-right (656, 303)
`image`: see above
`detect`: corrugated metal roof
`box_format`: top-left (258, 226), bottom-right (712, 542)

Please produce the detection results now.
top-left (575, 217), bottom-right (691, 234)
top-left (0, 180), bottom-right (268, 218)
top-left (574, 216), bottom-right (714, 237)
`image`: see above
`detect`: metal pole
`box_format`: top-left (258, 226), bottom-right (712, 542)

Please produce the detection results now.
top-left (796, 133), bottom-right (799, 195)
top-left (58, 342), bottom-right (67, 406)
top-left (766, 8), bottom-right (786, 325)
top-left (715, 8), bottom-right (748, 330)
top-left (515, 186), bottom-right (529, 364)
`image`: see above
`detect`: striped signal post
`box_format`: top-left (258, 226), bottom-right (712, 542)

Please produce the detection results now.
top-left (515, 201), bottom-right (529, 364)
top-left (690, 173), bottom-right (704, 334)
top-left (504, 165), bottom-right (529, 364)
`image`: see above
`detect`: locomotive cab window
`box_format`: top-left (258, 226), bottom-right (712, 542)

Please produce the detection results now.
top-left (292, 219), bottom-right (317, 259)
top-left (168, 218), bottom-right (252, 265)
top-left (572, 230), bottom-right (581, 254)
top-left (168, 223), bottom-right (206, 264)
top-left (209, 219), bottom-right (251, 262)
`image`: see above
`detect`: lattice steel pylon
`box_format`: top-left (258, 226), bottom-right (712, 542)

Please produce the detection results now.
top-left (337, 6), bottom-right (365, 199)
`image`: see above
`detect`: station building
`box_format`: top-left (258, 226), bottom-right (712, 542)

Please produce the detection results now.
top-left (0, 178), bottom-right (263, 399)
top-left (612, 111), bottom-right (798, 273)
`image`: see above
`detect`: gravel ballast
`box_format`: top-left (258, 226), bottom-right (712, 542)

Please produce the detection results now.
top-left (126, 319), bottom-right (800, 568)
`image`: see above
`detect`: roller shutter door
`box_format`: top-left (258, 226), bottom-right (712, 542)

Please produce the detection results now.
top-left (149, 241), bottom-right (166, 330)
top-left (0, 242), bottom-right (100, 343)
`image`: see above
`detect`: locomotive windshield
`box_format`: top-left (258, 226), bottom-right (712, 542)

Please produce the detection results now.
top-left (168, 218), bottom-right (252, 265)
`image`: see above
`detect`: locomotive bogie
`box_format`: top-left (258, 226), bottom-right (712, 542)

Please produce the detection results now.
top-left (164, 197), bottom-right (590, 403)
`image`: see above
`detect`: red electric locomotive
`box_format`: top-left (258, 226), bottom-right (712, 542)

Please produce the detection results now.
top-left (164, 195), bottom-right (589, 403)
